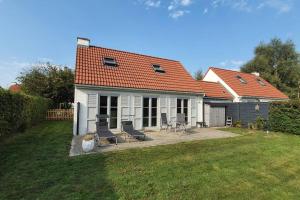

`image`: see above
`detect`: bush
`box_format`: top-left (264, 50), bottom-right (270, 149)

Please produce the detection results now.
top-left (255, 116), bottom-right (266, 130)
top-left (233, 120), bottom-right (242, 128)
top-left (269, 100), bottom-right (300, 134)
top-left (0, 89), bottom-right (50, 136)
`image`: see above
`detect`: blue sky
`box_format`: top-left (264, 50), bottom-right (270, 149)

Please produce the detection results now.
top-left (0, 0), bottom-right (299, 87)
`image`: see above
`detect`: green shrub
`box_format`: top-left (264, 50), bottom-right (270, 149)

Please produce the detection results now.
top-left (255, 116), bottom-right (266, 130)
top-left (0, 89), bottom-right (50, 136)
top-left (269, 100), bottom-right (300, 134)
top-left (233, 120), bottom-right (242, 128)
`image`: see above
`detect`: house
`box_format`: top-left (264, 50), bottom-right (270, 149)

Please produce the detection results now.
top-left (73, 38), bottom-right (289, 135)
top-left (9, 83), bottom-right (21, 93)
top-left (202, 67), bottom-right (288, 127)
top-left (73, 38), bottom-right (204, 135)
top-left (203, 67), bottom-right (289, 102)
top-left (197, 81), bottom-right (233, 127)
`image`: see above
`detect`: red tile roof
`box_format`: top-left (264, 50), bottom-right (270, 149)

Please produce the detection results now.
top-left (209, 67), bottom-right (289, 99)
top-left (75, 46), bottom-right (203, 94)
top-left (9, 84), bottom-right (21, 93)
top-left (198, 81), bottom-right (232, 100)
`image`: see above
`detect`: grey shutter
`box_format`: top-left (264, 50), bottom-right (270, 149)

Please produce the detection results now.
top-left (191, 98), bottom-right (197, 126)
top-left (134, 96), bottom-right (142, 129)
top-left (87, 93), bottom-right (98, 133)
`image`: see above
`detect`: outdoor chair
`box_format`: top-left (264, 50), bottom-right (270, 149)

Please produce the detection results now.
top-left (175, 113), bottom-right (186, 133)
top-left (121, 121), bottom-right (146, 141)
top-left (160, 113), bottom-right (172, 132)
top-left (95, 121), bottom-right (117, 145)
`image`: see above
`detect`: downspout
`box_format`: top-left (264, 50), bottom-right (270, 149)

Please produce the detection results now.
top-left (76, 102), bottom-right (80, 135)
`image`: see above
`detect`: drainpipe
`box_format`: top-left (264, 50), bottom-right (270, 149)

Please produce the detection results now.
top-left (76, 102), bottom-right (80, 135)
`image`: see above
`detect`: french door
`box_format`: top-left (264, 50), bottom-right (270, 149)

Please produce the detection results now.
top-left (143, 97), bottom-right (157, 127)
top-left (99, 95), bottom-right (118, 129)
top-left (177, 98), bottom-right (188, 123)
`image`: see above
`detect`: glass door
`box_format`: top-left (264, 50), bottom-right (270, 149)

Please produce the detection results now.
top-left (177, 98), bottom-right (188, 123)
top-left (143, 97), bottom-right (157, 127)
top-left (99, 95), bottom-right (118, 129)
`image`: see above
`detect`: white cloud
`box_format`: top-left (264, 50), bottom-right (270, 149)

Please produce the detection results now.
top-left (167, 0), bottom-right (192, 18)
top-left (210, 0), bottom-right (293, 13)
top-left (203, 8), bottom-right (208, 14)
top-left (219, 60), bottom-right (245, 68)
top-left (141, 0), bottom-right (161, 8)
top-left (180, 0), bottom-right (192, 6)
top-left (169, 10), bottom-right (190, 19)
top-left (262, 0), bottom-right (292, 13)
top-left (0, 58), bottom-right (31, 88)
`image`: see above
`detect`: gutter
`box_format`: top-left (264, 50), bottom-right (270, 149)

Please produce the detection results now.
top-left (240, 96), bottom-right (289, 101)
top-left (75, 84), bottom-right (205, 96)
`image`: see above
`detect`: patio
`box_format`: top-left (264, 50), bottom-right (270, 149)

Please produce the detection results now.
top-left (70, 128), bottom-right (238, 156)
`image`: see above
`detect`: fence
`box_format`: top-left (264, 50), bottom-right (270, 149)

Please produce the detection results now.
top-left (46, 109), bottom-right (73, 120)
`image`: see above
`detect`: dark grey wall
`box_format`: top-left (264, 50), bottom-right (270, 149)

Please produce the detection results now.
top-left (206, 102), bottom-right (269, 127)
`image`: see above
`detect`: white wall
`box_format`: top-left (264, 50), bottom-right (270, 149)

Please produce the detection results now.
top-left (73, 86), bottom-right (203, 135)
top-left (73, 88), bottom-right (88, 135)
top-left (203, 69), bottom-right (241, 102)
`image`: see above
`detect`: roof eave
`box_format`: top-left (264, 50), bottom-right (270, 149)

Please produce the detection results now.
top-left (75, 84), bottom-right (205, 96)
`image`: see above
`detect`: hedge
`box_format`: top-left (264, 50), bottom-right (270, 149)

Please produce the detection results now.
top-left (269, 100), bottom-right (300, 135)
top-left (0, 89), bottom-right (50, 137)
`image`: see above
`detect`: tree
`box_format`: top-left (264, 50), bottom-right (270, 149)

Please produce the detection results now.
top-left (17, 62), bottom-right (74, 108)
top-left (241, 38), bottom-right (300, 98)
top-left (194, 69), bottom-right (204, 80)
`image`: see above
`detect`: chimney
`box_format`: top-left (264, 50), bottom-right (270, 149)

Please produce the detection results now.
top-left (77, 37), bottom-right (90, 47)
top-left (251, 72), bottom-right (260, 77)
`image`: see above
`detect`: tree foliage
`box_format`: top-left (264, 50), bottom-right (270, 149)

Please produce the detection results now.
top-left (194, 69), bottom-right (204, 80)
top-left (17, 63), bottom-right (74, 108)
top-left (241, 38), bottom-right (300, 98)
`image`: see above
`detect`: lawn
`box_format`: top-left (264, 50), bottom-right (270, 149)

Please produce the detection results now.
top-left (1, 122), bottom-right (300, 199)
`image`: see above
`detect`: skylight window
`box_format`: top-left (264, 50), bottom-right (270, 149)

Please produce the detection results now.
top-left (103, 57), bottom-right (117, 67)
top-left (152, 64), bottom-right (165, 73)
top-left (257, 78), bottom-right (266, 86)
top-left (236, 75), bottom-right (247, 84)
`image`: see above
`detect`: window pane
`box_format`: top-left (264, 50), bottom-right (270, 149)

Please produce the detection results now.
top-left (143, 118), bottom-right (149, 127)
top-left (177, 99), bottom-right (181, 107)
top-left (110, 118), bottom-right (117, 129)
top-left (100, 96), bottom-right (107, 107)
top-left (111, 96), bottom-right (118, 107)
top-left (184, 99), bottom-right (188, 107)
top-left (184, 108), bottom-right (188, 115)
top-left (151, 108), bottom-right (157, 117)
top-left (152, 98), bottom-right (157, 107)
top-left (100, 107), bottom-right (107, 114)
top-left (110, 108), bottom-right (117, 118)
top-left (143, 98), bottom-right (149, 107)
top-left (143, 108), bottom-right (149, 117)
top-left (151, 117), bottom-right (157, 127)
top-left (177, 108), bottom-right (181, 114)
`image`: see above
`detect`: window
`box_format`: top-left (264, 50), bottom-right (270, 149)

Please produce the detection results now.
top-left (152, 64), bottom-right (165, 73)
top-left (236, 75), bottom-right (247, 84)
top-left (177, 98), bottom-right (188, 123)
top-left (151, 98), bottom-right (157, 126)
top-left (103, 57), bottom-right (117, 67)
top-left (110, 96), bottom-right (118, 129)
top-left (257, 78), bottom-right (266, 86)
top-left (99, 96), bottom-right (118, 128)
top-left (99, 96), bottom-right (108, 123)
top-left (143, 97), bottom-right (157, 127)
top-left (143, 98), bottom-right (149, 127)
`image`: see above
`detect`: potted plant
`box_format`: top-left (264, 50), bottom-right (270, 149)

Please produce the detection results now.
top-left (82, 134), bottom-right (95, 152)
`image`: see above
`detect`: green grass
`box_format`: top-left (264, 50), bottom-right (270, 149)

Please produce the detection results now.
top-left (2, 122), bottom-right (300, 199)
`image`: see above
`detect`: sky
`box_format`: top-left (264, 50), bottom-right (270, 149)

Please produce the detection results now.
top-left (0, 0), bottom-right (299, 88)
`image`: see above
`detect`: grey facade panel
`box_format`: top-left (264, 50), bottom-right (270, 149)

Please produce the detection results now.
top-left (205, 102), bottom-right (269, 127)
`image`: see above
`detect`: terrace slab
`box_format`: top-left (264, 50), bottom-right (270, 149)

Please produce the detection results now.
top-left (69, 128), bottom-right (238, 156)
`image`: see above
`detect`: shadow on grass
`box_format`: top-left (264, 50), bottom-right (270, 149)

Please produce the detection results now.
top-left (0, 121), bottom-right (118, 200)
